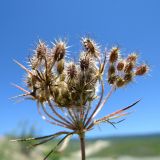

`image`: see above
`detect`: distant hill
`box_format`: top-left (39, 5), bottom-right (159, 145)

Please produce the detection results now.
top-left (88, 133), bottom-right (160, 141)
top-left (65, 133), bottom-right (160, 158)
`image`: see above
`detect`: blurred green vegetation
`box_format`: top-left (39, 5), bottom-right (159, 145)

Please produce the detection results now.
top-left (88, 134), bottom-right (160, 158)
top-left (0, 134), bottom-right (160, 160)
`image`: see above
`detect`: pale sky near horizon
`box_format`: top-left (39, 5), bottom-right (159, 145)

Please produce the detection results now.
top-left (0, 0), bottom-right (160, 138)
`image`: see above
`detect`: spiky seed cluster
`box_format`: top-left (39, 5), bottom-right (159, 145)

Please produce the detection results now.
top-left (15, 39), bottom-right (149, 106)
top-left (17, 38), bottom-right (101, 108)
top-left (108, 50), bottom-right (148, 88)
top-left (16, 39), bottom-right (149, 105)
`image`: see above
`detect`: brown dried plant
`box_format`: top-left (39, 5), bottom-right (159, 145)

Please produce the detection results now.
top-left (12, 37), bottom-right (149, 160)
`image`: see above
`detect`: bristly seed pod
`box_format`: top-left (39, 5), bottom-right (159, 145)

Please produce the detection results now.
top-left (117, 60), bottom-right (125, 71)
top-left (82, 38), bottom-right (99, 58)
top-left (36, 40), bottom-right (47, 59)
top-left (124, 62), bottom-right (134, 73)
top-left (67, 62), bottom-right (77, 80)
top-left (116, 77), bottom-right (125, 88)
top-left (135, 64), bottom-right (149, 76)
top-left (52, 40), bottom-right (67, 61)
top-left (127, 53), bottom-right (138, 63)
top-left (80, 54), bottom-right (90, 71)
top-left (109, 47), bottom-right (119, 63)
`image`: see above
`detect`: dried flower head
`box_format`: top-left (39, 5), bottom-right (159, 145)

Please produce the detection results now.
top-left (12, 37), bottom-right (149, 160)
top-left (107, 48), bottom-right (149, 88)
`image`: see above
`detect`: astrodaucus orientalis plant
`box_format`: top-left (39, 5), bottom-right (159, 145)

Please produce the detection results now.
top-left (12, 37), bottom-right (149, 160)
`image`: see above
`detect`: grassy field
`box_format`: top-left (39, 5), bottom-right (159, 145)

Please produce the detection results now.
top-left (88, 134), bottom-right (160, 158)
top-left (0, 134), bottom-right (160, 160)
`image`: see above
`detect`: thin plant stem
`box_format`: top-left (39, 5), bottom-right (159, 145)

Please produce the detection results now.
top-left (79, 133), bottom-right (86, 160)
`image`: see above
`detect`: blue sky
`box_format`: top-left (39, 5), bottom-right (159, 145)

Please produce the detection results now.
top-left (0, 0), bottom-right (160, 138)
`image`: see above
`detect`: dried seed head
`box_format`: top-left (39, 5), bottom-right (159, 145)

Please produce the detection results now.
top-left (124, 62), bottom-right (134, 73)
top-left (135, 64), bottom-right (149, 76)
top-left (109, 47), bottom-right (119, 63)
top-left (36, 40), bottom-right (47, 58)
top-left (117, 60), bottom-right (125, 71)
top-left (116, 77), bottom-right (125, 88)
top-left (57, 59), bottom-right (64, 74)
top-left (67, 62), bottom-right (77, 80)
top-left (127, 53), bottom-right (138, 63)
top-left (82, 37), bottom-right (99, 58)
top-left (52, 40), bottom-right (67, 61)
top-left (80, 54), bottom-right (90, 71)
top-left (15, 37), bottom-right (149, 112)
